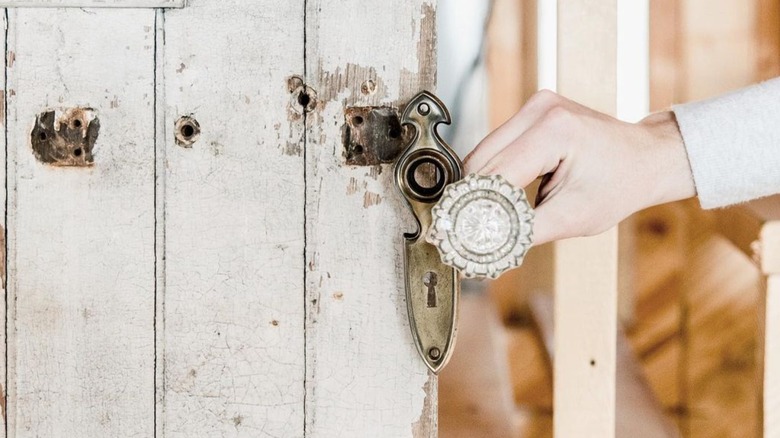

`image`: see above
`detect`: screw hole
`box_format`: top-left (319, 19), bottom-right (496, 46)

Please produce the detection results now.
top-left (352, 115), bottom-right (364, 126)
top-left (181, 123), bottom-right (195, 139)
top-left (39, 132), bottom-right (47, 141)
top-left (72, 119), bottom-right (82, 128)
top-left (353, 144), bottom-right (364, 155)
top-left (73, 148), bottom-right (82, 157)
top-left (388, 126), bottom-right (402, 139)
top-left (298, 92), bottom-right (311, 108)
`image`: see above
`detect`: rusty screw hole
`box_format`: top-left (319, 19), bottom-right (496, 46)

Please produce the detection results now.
top-left (352, 115), bottom-right (364, 126)
top-left (73, 119), bottom-right (82, 128)
top-left (73, 148), bottom-right (82, 157)
top-left (353, 144), bottom-right (364, 155)
top-left (174, 116), bottom-right (201, 147)
top-left (388, 126), bottom-right (402, 139)
top-left (39, 132), bottom-right (47, 141)
top-left (298, 92), bottom-right (311, 108)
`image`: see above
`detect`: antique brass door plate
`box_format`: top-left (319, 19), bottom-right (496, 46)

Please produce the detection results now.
top-left (395, 91), bottom-right (462, 374)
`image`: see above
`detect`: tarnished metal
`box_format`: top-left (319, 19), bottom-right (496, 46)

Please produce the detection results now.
top-left (394, 91), bottom-right (462, 374)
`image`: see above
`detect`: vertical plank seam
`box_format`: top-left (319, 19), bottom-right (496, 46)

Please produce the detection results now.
top-left (302, 1), bottom-right (308, 436)
top-left (153, 8), bottom-right (166, 438)
top-left (2, 8), bottom-right (7, 438)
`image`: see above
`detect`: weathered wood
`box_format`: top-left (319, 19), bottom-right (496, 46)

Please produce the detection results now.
top-left (160, 1), bottom-right (306, 436)
top-left (554, 0), bottom-right (618, 436)
top-left (0, 0), bottom-right (183, 7)
top-left (6, 8), bottom-right (156, 436)
top-left (0, 11), bottom-right (7, 436)
top-left (304, 1), bottom-right (438, 436)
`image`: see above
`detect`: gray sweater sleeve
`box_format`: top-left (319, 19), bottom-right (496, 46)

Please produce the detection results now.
top-left (672, 77), bottom-right (780, 209)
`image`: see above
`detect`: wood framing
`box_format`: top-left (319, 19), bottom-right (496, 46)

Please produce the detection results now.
top-left (554, 0), bottom-right (618, 437)
top-left (0, 0), bottom-right (183, 7)
top-left (716, 196), bottom-right (780, 437)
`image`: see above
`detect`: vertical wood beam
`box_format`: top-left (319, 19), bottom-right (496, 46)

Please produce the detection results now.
top-left (554, 1), bottom-right (618, 436)
top-left (756, 0), bottom-right (780, 81)
top-left (764, 274), bottom-right (780, 436)
top-left (304, 1), bottom-right (438, 436)
top-left (160, 1), bottom-right (306, 435)
top-left (6, 9), bottom-right (156, 435)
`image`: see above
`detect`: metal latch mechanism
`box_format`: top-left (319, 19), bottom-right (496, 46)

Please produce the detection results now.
top-left (395, 91), bottom-right (535, 373)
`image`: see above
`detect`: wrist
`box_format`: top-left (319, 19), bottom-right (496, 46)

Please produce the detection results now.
top-left (638, 111), bottom-right (697, 207)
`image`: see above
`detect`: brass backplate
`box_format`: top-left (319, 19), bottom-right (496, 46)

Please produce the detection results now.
top-left (394, 91), bottom-right (462, 374)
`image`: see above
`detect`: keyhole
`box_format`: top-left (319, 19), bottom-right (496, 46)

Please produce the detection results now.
top-left (423, 271), bottom-right (438, 308)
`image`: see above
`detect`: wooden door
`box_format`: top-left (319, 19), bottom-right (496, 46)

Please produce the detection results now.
top-left (2, 0), bottom-right (437, 436)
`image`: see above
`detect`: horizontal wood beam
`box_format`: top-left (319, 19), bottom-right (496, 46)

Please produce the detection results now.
top-left (0, 0), bottom-right (183, 8)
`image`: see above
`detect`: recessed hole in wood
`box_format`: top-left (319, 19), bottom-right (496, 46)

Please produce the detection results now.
top-left (175, 115), bottom-right (200, 147)
top-left (342, 106), bottom-right (409, 166)
top-left (30, 107), bottom-right (99, 166)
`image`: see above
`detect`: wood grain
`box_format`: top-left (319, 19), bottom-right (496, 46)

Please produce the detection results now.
top-left (160, 1), bottom-right (306, 436)
top-left (6, 8), bottom-right (156, 436)
top-left (554, 0), bottom-right (618, 436)
top-left (304, 1), bottom-right (438, 436)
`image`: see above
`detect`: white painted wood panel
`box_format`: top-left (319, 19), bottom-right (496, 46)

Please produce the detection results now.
top-left (304, 1), bottom-right (437, 436)
top-left (0, 0), bottom-right (183, 8)
top-left (554, 0), bottom-right (618, 437)
top-left (6, 8), bottom-right (156, 436)
top-left (0, 10), bottom-right (7, 436)
top-left (160, 1), bottom-right (306, 436)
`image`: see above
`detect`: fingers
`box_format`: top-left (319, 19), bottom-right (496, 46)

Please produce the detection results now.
top-left (463, 89), bottom-right (560, 174)
top-left (477, 114), bottom-right (566, 190)
top-left (530, 202), bottom-right (559, 246)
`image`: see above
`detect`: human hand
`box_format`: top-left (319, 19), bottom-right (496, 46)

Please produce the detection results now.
top-left (463, 90), bottom-right (696, 245)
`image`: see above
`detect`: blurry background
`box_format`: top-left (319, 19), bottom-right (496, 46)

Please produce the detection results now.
top-left (435, 0), bottom-right (780, 437)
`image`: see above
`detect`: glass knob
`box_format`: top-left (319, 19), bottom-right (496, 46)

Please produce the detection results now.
top-left (427, 174), bottom-right (535, 279)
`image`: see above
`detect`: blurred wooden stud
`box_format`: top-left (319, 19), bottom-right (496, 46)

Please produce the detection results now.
top-left (554, 1), bottom-right (618, 437)
top-left (530, 294), bottom-right (680, 438)
top-left (756, 0), bottom-right (780, 80)
top-left (715, 196), bottom-right (780, 437)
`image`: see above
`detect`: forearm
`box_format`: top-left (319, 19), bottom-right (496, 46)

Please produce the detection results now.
top-left (673, 77), bottom-right (780, 208)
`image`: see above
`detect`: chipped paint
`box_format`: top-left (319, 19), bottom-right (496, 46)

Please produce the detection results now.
top-left (346, 177), bottom-right (361, 195)
top-left (411, 375), bottom-right (437, 437)
top-left (283, 141), bottom-right (302, 157)
top-left (318, 63), bottom-right (388, 105)
top-left (400, 3), bottom-right (437, 101)
top-left (363, 191), bottom-right (382, 208)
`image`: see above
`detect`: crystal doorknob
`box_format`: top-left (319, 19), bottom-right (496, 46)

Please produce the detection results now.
top-left (426, 174), bottom-right (535, 279)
